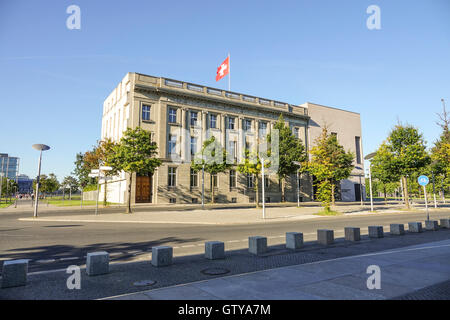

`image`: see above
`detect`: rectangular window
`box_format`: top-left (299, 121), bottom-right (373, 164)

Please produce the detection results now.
top-left (168, 108), bottom-right (177, 123)
top-left (228, 140), bottom-right (237, 162)
top-left (245, 139), bottom-right (251, 151)
top-left (190, 136), bottom-right (197, 156)
top-left (190, 111), bottom-right (198, 126)
top-left (247, 174), bottom-right (254, 188)
top-left (168, 134), bottom-right (177, 155)
top-left (355, 136), bottom-right (361, 164)
top-left (190, 168), bottom-right (198, 187)
top-left (244, 119), bottom-right (252, 131)
top-left (142, 105), bottom-right (151, 121)
top-left (168, 167), bottom-right (177, 187)
top-left (264, 176), bottom-right (269, 188)
top-left (294, 127), bottom-right (299, 139)
top-left (227, 117), bottom-right (235, 130)
top-left (259, 122), bottom-right (267, 137)
top-left (210, 114), bottom-right (217, 129)
top-left (229, 170), bottom-right (236, 188)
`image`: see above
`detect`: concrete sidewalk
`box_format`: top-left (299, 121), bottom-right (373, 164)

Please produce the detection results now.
top-left (105, 239), bottom-right (450, 300)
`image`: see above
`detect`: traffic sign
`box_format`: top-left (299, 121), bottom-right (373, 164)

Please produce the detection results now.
top-left (418, 175), bottom-right (429, 186)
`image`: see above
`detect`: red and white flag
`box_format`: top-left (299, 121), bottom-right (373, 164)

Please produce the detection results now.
top-left (216, 56), bottom-right (230, 82)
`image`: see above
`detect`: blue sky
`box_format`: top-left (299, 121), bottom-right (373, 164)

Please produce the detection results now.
top-left (1, 0), bottom-right (449, 181)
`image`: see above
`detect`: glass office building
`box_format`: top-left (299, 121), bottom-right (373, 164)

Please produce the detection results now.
top-left (0, 154), bottom-right (20, 180)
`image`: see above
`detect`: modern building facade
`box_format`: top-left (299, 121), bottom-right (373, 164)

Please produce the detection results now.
top-left (0, 154), bottom-right (19, 180)
top-left (100, 73), bottom-right (365, 205)
top-left (17, 174), bottom-right (33, 194)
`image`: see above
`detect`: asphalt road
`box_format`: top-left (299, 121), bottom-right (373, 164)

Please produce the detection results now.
top-left (1, 204), bottom-right (449, 273)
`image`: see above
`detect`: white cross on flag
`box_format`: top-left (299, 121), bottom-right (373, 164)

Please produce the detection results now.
top-left (216, 56), bottom-right (229, 82)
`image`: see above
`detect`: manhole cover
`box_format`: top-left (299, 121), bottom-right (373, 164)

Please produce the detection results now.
top-left (133, 280), bottom-right (156, 287)
top-left (201, 268), bottom-right (230, 276)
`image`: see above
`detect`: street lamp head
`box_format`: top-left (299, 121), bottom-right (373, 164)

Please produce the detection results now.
top-left (364, 152), bottom-right (376, 160)
top-left (32, 144), bottom-right (50, 151)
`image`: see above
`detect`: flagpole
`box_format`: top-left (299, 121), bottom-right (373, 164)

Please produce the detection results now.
top-left (228, 53), bottom-right (230, 91)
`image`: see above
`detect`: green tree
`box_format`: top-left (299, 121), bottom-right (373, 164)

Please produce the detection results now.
top-left (371, 142), bottom-right (400, 204)
top-left (1, 178), bottom-right (18, 197)
top-left (304, 127), bottom-right (354, 211)
top-left (328, 134), bottom-right (354, 205)
top-left (61, 176), bottom-right (79, 200)
top-left (384, 124), bottom-right (430, 209)
top-left (110, 127), bottom-right (162, 213)
top-left (73, 152), bottom-right (91, 189)
top-left (33, 173), bottom-right (59, 196)
top-left (430, 103), bottom-right (450, 197)
top-left (237, 149), bottom-right (264, 208)
top-left (73, 139), bottom-right (119, 205)
top-left (191, 136), bottom-right (232, 204)
top-left (268, 115), bottom-right (306, 202)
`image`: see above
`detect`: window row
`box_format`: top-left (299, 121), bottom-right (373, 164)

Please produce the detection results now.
top-left (141, 104), bottom-right (268, 132)
top-left (167, 168), bottom-right (270, 189)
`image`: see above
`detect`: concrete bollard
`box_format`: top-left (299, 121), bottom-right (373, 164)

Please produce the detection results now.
top-left (205, 241), bottom-right (225, 260)
top-left (317, 229), bottom-right (334, 245)
top-left (390, 224), bottom-right (405, 235)
top-left (86, 251), bottom-right (109, 276)
top-left (368, 226), bottom-right (384, 238)
top-left (440, 219), bottom-right (450, 229)
top-left (1, 259), bottom-right (28, 288)
top-left (286, 232), bottom-right (304, 250)
top-left (425, 220), bottom-right (439, 231)
top-left (344, 227), bottom-right (360, 241)
top-left (248, 236), bottom-right (267, 255)
top-left (408, 222), bottom-right (423, 233)
top-left (152, 246), bottom-right (173, 267)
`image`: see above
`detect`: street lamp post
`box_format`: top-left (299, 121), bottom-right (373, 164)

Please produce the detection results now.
top-left (201, 164), bottom-right (205, 210)
top-left (0, 172), bottom-right (3, 204)
top-left (261, 158), bottom-right (266, 220)
top-left (32, 144), bottom-right (50, 218)
top-left (364, 152), bottom-right (376, 212)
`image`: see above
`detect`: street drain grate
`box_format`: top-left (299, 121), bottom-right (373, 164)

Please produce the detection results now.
top-left (201, 268), bottom-right (230, 276)
top-left (133, 280), bottom-right (156, 287)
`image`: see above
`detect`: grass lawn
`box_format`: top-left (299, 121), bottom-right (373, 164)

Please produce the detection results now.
top-left (315, 209), bottom-right (342, 216)
top-left (45, 199), bottom-right (118, 207)
top-left (0, 201), bottom-right (13, 208)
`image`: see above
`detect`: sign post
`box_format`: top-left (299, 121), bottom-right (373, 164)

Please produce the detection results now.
top-left (418, 175), bottom-right (430, 221)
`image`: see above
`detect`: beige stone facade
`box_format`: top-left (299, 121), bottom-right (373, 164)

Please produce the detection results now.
top-left (100, 73), bottom-right (364, 205)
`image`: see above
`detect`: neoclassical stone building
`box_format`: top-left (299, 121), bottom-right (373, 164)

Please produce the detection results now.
top-left (99, 72), bottom-right (365, 205)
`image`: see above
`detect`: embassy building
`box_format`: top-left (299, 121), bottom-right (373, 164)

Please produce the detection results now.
top-left (99, 72), bottom-right (365, 205)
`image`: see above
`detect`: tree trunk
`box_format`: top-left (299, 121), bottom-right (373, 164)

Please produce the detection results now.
top-left (281, 177), bottom-right (285, 202)
top-left (126, 173), bottom-right (132, 214)
top-left (331, 182), bottom-right (335, 206)
top-left (211, 175), bottom-right (215, 204)
top-left (383, 185), bottom-right (387, 205)
top-left (255, 174), bottom-right (260, 208)
top-left (103, 179), bottom-right (108, 207)
top-left (402, 176), bottom-right (410, 209)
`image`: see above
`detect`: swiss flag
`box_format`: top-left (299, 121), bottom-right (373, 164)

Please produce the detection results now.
top-left (216, 56), bottom-right (229, 81)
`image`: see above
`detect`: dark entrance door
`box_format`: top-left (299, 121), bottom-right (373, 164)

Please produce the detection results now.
top-left (354, 183), bottom-right (361, 202)
top-left (136, 175), bottom-right (152, 203)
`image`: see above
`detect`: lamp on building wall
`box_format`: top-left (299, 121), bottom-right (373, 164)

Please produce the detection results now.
top-left (32, 144), bottom-right (51, 218)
